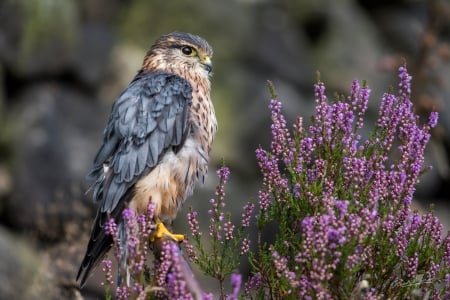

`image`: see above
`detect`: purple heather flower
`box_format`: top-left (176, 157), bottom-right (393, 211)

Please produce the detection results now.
top-left (115, 286), bottom-right (131, 300)
top-left (421, 262), bottom-right (440, 296)
top-left (394, 225), bottom-right (410, 258)
top-left (293, 115), bottom-right (304, 133)
top-left (334, 200), bottom-right (349, 216)
top-left (357, 85), bottom-right (370, 130)
top-left (206, 166), bottom-right (234, 243)
top-left (147, 201), bottom-right (155, 216)
top-left (187, 210), bottom-right (201, 237)
top-left (227, 273), bottom-right (242, 300)
top-left (203, 293), bottom-right (213, 300)
top-left (405, 252), bottom-right (419, 279)
top-left (160, 240), bottom-right (193, 299)
top-left (182, 240), bottom-right (198, 263)
top-left (241, 202), bottom-right (254, 228)
top-left (211, 166), bottom-right (230, 210)
top-left (314, 81), bottom-right (327, 105)
top-left (350, 79), bottom-right (360, 108)
top-left (133, 283), bottom-right (143, 295)
top-left (378, 93), bottom-right (401, 149)
top-left (428, 111), bottom-right (438, 128)
top-left (142, 202), bottom-right (155, 230)
top-left (331, 102), bottom-right (354, 144)
top-left (408, 213), bottom-right (422, 237)
top-left (240, 237), bottom-right (250, 255)
top-left (208, 198), bottom-right (224, 240)
top-left (299, 137), bottom-right (314, 162)
top-left (104, 217), bottom-right (122, 261)
top-left (217, 166), bottom-right (230, 189)
top-left (156, 250), bottom-right (172, 287)
top-left (292, 182), bottom-right (301, 198)
top-left (327, 227), bottom-right (346, 248)
top-left (272, 248), bottom-right (288, 279)
top-left (122, 207), bottom-right (135, 228)
top-left (101, 259), bottom-right (113, 286)
top-left (136, 214), bottom-right (148, 236)
top-left (444, 274), bottom-right (450, 299)
top-left (422, 212), bottom-right (443, 244)
top-left (244, 272), bottom-right (262, 297)
top-left (443, 234), bottom-right (450, 267)
top-left (269, 99), bottom-right (293, 159)
top-left (257, 189), bottom-right (270, 213)
top-left (398, 65), bottom-right (412, 98)
top-left (104, 217), bottom-right (118, 237)
top-left (224, 220), bottom-right (235, 241)
top-left (255, 147), bottom-right (289, 198)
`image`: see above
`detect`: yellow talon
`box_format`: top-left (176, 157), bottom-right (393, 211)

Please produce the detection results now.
top-left (150, 222), bottom-right (184, 242)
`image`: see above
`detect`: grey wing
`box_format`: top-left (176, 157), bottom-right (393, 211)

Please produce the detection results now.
top-left (77, 73), bottom-right (192, 287)
top-left (87, 72), bottom-right (193, 213)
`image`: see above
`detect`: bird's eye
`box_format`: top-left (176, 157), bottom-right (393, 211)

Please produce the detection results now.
top-left (181, 46), bottom-right (196, 56)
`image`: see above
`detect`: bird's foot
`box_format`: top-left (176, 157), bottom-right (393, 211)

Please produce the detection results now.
top-left (150, 222), bottom-right (184, 242)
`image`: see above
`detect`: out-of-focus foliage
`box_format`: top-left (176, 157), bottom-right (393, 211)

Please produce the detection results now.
top-left (18, 0), bottom-right (79, 64)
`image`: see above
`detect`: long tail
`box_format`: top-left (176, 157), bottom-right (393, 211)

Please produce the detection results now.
top-left (76, 210), bottom-right (114, 288)
top-left (77, 188), bottom-right (133, 287)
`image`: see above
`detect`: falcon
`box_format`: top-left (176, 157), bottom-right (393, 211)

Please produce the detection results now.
top-left (77, 32), bottom-right (216, 287)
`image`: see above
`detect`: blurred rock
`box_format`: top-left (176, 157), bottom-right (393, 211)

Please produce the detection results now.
top-left (73, 22), bottom-right (115, 89)
top-left (0, 1), bottom-right (22, 73)
top-left (0, 226), bottom-right (53, 299)
top-left (0, 1), bottom-right (114, 91)
top-left (0, 166), bottom-right (12, 197)
top-left (6, 83), bottom-right (105, 241)
top-left (0, 225), bottom-right (87, 299)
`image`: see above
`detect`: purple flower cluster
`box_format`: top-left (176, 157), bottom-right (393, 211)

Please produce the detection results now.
top-left (101, 203), bottom-right (159, 299)
top-left (159, 241), bottom-right (193, 300)
top-left (249, 65), bottom-right (449, 299)
top-left (241, 202), bottom-right (254, 228)
top-left (101, 259), bottom-right (113, 287)
top-left (227, 273), bottom-right (242, 300)
top-left (244, 272), bottom-right (263, 298)
top-left (269, 99), bottom-right (293, 158)
top-left (115, 286), bottom-right (131, 300)
top-left (187, 210), bottom-right (201, 237)
top-left (104, 217), bottom-right (121, 261)
top-left (208, 167), bottom-right (230, 241)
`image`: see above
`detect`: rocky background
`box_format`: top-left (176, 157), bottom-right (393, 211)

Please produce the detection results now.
top-left (0, 0), bottom-right (449, 299)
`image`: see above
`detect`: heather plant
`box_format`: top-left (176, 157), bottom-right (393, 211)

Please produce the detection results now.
top-left (185, 165), bottom-right (252, 299)
top-left (99, 168), bottom-right (250, 300)
top-left (245, 66), bottom-right (447, 299)
top-left (100, 65), bottom-right (450, 299)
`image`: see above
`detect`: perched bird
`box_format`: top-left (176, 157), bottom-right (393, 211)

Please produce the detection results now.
top-left (77, 32), bottom-right (216, 287)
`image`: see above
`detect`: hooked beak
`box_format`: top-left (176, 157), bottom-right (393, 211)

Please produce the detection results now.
top-left (200, 56), bottom-right (213, 73)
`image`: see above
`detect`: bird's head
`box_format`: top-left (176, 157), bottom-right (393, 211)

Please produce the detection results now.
top-left (143, 32), bottom-right (214, 79)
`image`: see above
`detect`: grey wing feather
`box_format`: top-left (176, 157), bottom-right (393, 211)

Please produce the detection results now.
top-left (87, 72), bottom-right (193, 213)
top-left (77, 72), bottom-right (192, 287)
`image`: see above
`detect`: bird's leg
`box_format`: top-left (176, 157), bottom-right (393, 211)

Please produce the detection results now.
top-left (150, 219), bottom-right (184, 242)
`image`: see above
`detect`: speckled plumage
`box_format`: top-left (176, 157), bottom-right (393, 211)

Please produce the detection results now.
top-left (77, 32), bottom-right (216, 287)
